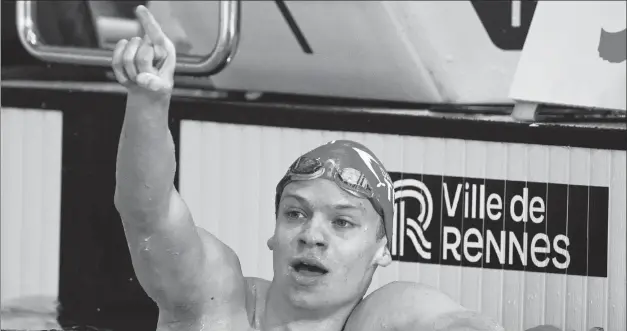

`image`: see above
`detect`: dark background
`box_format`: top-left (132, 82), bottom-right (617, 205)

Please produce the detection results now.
top-left (390, 172), bottom-right (609, 278)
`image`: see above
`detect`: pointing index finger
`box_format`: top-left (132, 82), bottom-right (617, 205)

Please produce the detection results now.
top-left (135, 5), bottom-right (166, 45)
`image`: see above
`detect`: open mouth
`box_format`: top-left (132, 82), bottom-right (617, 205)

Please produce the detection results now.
top-left (290, 259), bottom-right (329, 276)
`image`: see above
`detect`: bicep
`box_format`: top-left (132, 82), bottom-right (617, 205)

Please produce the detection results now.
top-left (120, 188), bottom-right (246, 315)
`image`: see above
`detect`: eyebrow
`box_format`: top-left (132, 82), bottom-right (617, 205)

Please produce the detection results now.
top-left (282, 193), bottom-right (361, 211)
top-left (332, 202), bottom-right (361, 211)
top-left (282, 193), bottom-right (310, 207)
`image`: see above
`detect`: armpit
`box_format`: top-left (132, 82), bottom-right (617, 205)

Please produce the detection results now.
top-left (196, 226), bottom-right (242, 267)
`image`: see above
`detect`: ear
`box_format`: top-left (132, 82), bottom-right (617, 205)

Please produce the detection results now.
top-left (267, 235), bottom-right (276, 251)
top-left (373, 238), bottom-right (392, 267)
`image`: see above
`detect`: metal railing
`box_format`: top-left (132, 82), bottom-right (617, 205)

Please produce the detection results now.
top-left (15, 0), bottom-right (241, 76)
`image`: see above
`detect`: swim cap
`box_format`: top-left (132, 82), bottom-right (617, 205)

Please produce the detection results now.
top-left (275, 140), bottom-right (394, 251)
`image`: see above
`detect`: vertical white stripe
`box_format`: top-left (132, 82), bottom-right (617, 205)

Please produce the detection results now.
top-left (1, 108), bottom-right (63, 304)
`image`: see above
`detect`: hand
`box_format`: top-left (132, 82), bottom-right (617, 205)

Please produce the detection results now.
top-left (112, 5), bottom-right (176, 95)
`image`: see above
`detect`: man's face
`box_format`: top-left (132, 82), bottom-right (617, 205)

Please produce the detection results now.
top-left (268, 178), bottom-right (391, 310)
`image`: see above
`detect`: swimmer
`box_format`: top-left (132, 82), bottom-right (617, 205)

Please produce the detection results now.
top-left (112, 6), bottom-right (504, 331)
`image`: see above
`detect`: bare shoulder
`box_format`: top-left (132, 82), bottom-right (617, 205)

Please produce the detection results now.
top-left (345, 281), bottom-right (503, 331)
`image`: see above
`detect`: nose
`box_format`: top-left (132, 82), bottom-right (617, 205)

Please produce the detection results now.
top-left (297, 215), bottom-right (328, 249)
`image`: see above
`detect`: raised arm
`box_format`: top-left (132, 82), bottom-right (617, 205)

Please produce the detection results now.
top-left (112, 6), bottom-right (247, 324)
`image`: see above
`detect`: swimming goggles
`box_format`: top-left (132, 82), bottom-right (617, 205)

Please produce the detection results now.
top-left (277, 156), bottom-right (384, 215)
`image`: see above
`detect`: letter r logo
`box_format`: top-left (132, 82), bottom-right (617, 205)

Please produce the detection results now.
top-left (393, 179), bottom-right (434, 260)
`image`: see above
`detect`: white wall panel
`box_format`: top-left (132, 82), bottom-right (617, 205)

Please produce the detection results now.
top-left (545, 146), bottom-right (570, 329)
top-left (0, 108), bottom-right (63, 304)
top-left (566, 148), bottom-right (588, 331)
top-left (481, 141), bottom-right (507, 324)
top-left (502, 143), bottom-right (525, 331)
top-left (587, 149), bottom-right (610, 330)
top-left (608, 150), bottom-right (626, 330)
top-left (524, 144), bottom-right (549, 329)
top-left (179, 120), bottom-right (625, 330)
top-left (461, 140), bottom-right (488, 314)
top-left (439, 139), bottom-right (466, 303)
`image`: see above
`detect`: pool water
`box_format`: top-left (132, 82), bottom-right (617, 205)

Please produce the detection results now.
top-left (1, 296), bottom-right (111, 331)
top-left (1, 296), bottom-right (607, 331)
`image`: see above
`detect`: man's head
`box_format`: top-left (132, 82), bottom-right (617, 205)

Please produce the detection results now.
top-left (267, 140), bottom-right (395, 311)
